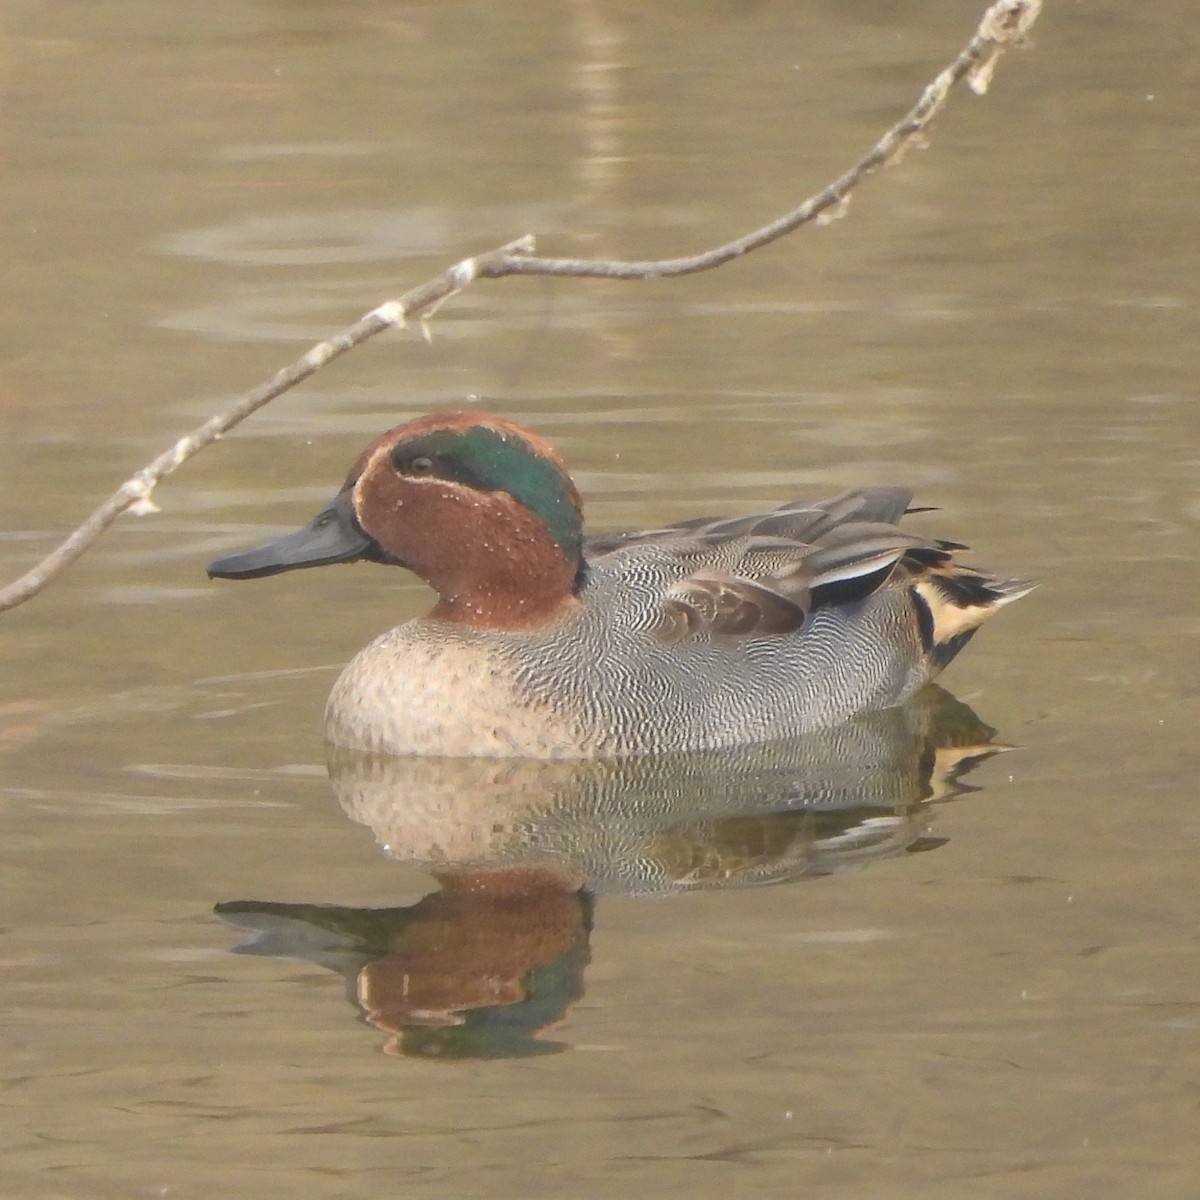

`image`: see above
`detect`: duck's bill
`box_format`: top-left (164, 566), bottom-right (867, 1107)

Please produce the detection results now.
top-left (208, 491), bottom-right (380, 580)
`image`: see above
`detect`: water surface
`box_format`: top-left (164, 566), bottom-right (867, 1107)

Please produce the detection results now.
top-left (3, 2), bottom-right (1200, 1197)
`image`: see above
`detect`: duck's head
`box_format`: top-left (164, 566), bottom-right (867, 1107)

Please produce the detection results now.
top-left (208, 411), bottom-right (585, 630)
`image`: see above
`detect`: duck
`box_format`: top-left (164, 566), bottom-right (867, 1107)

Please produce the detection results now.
top-left (208, 411), bottom-right (1030, 759)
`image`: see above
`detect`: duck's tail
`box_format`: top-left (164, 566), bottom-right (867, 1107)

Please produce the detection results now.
top-left (912, 564), bottom-right (1035, 671)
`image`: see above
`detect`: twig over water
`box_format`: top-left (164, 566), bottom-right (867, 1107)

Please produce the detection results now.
top-left (0, 0), bottom-right (1041, 614)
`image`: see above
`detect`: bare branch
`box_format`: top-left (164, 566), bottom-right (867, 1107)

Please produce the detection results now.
top-left (484, 0), bottom-right (1042, 281)
top-left (0, 236), bottom-right (535, 615)
top-left (0, 0), bottom-right (1041, 615)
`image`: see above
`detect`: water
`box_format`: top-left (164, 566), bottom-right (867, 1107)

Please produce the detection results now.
top-left (3, 1), bottom-right (1200, 1196)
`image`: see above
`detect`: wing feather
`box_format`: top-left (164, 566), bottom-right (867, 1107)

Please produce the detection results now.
top-left (585, 487), bottom-right (1015, 645)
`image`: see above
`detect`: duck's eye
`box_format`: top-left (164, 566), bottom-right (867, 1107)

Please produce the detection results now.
top-left (404, 455), bottom-right (435, 476)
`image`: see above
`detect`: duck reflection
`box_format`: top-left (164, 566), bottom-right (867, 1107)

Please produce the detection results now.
top-left (216, 685), bottom-right (1002, 1059)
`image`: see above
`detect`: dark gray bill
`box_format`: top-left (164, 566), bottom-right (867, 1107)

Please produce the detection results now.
top-left (208, 490), bottom-right (380, 580)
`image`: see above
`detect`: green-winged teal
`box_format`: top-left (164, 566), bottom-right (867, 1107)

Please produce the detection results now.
top-left (209, 411), bottom-right (1030, 758)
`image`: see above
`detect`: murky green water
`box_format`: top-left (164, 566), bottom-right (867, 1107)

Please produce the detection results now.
top-left (3, 1), bottom-right (1200, 1197)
